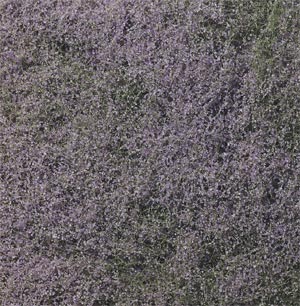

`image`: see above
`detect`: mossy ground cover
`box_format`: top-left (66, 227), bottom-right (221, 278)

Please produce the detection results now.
top-left (1, 0), bottom-right (299, 305)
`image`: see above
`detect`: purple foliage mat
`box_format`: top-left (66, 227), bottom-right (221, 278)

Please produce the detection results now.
top-left (0, 1), bottom-right (299, 305)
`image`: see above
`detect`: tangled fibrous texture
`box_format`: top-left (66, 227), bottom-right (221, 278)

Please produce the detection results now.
top-left (0, 0), bottom-right (299, 305)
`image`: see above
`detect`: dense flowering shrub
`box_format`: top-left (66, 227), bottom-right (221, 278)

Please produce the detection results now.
top-left (1, 0), bottom-right (299, 305)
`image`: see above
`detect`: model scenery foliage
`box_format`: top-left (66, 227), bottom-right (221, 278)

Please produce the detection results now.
top-left (0, 0), bottom-right (299, 305)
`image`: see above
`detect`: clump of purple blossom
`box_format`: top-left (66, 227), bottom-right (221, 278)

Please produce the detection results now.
top-left (0, 0), bottom-right (299, 305)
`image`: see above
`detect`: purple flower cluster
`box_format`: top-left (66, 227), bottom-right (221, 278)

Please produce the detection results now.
top-left (1, 0), bottom-right (299, 305)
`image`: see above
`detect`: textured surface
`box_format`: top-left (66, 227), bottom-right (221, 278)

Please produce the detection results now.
top-left (0, 0), bottom-right (299, 305)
